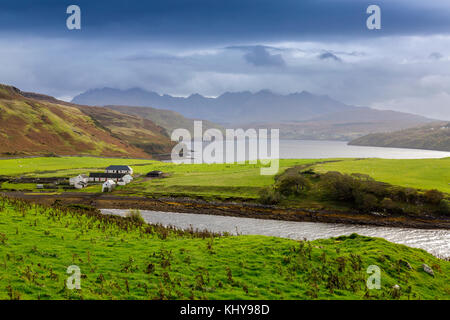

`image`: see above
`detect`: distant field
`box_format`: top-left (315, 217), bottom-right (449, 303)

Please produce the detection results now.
top-left (0, 157), bottom-right (156, 176)
top-left (313, 158), bottom-right (450, 193)
top-left (117, 159), bottom-right (326, 198)
top-left (0, 157), bottom-right (449, 198)
top-left (0, 157), bottom-right (325, 198)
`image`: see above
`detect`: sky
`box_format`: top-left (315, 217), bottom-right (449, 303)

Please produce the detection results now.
top-left (1, 0), bottom-right (450, 119)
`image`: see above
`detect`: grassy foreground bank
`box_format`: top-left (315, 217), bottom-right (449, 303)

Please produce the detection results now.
top-left (0, 198), bottom-right (448, 300)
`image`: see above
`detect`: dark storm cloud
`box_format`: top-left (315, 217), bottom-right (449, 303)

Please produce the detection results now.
top-left (318, 52), bottom-right (342, 62)
top-left (1, 0), bottom-right (450, 43)
top-left (1, 1), bottom-right (450, 120)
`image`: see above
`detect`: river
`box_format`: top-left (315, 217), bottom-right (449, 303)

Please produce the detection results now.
top-left (131, 140), bottom-right (450, 258)
top-left (101, 209), bottom-right (450, 259)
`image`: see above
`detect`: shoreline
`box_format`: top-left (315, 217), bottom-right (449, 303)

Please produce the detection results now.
top-left (3, 191), bottom-right (450, 230)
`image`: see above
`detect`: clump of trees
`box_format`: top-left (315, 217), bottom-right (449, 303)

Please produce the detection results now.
top-left (259, 166), bottom-right (313, 204)
top-left (277, 173), bottom-right (311, 196)
top-left (319, 171), bottom-right (448, 215)
top-left (259, 166), bottom-right (449, 216)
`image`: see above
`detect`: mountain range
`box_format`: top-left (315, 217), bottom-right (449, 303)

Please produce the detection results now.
top-left (72, 88), bottom-right (357, 123)
top-left (72, 87), bottom-right (435, 140)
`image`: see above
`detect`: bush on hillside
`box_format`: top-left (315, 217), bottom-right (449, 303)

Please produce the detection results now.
top-left (424, 189), bottom-right (444, 205)
top-left (439, 199), bottom-right (450, 216)
top-left (258, 187), bottom-right (281, 205)
top-left (276, 173), bottom-right (311, 196)
top-left (319, 171), bottom-right (356, 202)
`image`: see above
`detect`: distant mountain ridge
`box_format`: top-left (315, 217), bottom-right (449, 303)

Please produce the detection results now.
top-left (349, 122), bottom-right (450, 152)
top-left (72, 87), bottom-right (357, 124)
top-left (72, 87), bottom-right (435, 140)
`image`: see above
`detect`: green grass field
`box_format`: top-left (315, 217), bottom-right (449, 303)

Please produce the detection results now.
top-left (0, 157), bottom-right (326, 198)
top-left (313, 158), bottom-right (450, 193)
top-left (0, 157), bottom-right (449, 199)
top-left (0, 198), bottom-right (448, 300)
top-left (0, 157), bottom-right (157, 177)
top-left (117, 159), bottom-right (325, 199)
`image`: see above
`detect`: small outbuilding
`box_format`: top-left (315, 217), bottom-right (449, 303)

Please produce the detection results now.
top-left (69, 174), bottom-right (89, 189)
top-left (146, 170), bottom-right (163, 177)
top-left (74, 181), bottom-right (88, 189)
top-left (102, 179), bottom-right (116, 192)
top-left (117, 174), bottom-right (133, 186)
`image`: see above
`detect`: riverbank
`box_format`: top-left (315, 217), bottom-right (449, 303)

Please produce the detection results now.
top-left (4, 191), bottom-right (450, 230)
top-left (1, 196), bottom-right (449, 300)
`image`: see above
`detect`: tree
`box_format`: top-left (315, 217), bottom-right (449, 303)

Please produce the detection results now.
top-left (319, 171), bottom-right (357, 202)
top-left (355, 193), bottom-right (378, 212)
top-left (277, 173), bottom-right (311, 196)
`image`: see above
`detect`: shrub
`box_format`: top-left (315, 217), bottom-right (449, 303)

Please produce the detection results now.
top-left (356, 193), bottom-right (379, 212)
top-left (380, 197), bottom-right (394, 210)
top-left (392, 187), bottom-right (419, 204)
top-left (276, 173), bottom-right (311, 196)
top-left (360, 181), bottom-right (390, 198)
top-left (319, 171), bottom-right (356, 202)
top-left (258, 187), bottom-right (281, 205)
top-left (124, 209), bottom-right (145, 224)
top-left (439, 199), bottom-right (450, 216)
top-left (423, 189), bottom-right (444, 205)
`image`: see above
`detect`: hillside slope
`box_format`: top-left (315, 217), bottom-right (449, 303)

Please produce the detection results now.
top-left (349, 122), bottom-right (450, 151)
top-left (0, 85), bottom-right (172, 158)
top-left (77, 106), bottom-right (174, 156)
top-left (106, 105), bottom-right (223, 136)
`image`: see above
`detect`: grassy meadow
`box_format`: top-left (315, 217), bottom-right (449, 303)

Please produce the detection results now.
top-left (0, 197), bottom-right (448, 300)
top-left (0, 156), bottom-right (449, 199)
top-left (0, 157), bottom-right (156, 177)
top-left (314, 158), bottom-right (450, 194)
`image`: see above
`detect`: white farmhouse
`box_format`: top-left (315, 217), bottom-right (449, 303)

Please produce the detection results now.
top-left (69, 174), bottom-right (89, 189)
top-left (102, 180), bottom-right (116, 192)
top-left (105, 165), bottom-right (133, 175)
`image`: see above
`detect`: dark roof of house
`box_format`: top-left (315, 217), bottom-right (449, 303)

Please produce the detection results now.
top-left (105, 165), bottom-right (131, 171)
top-left (89, 172), bottom-right (126, 178)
